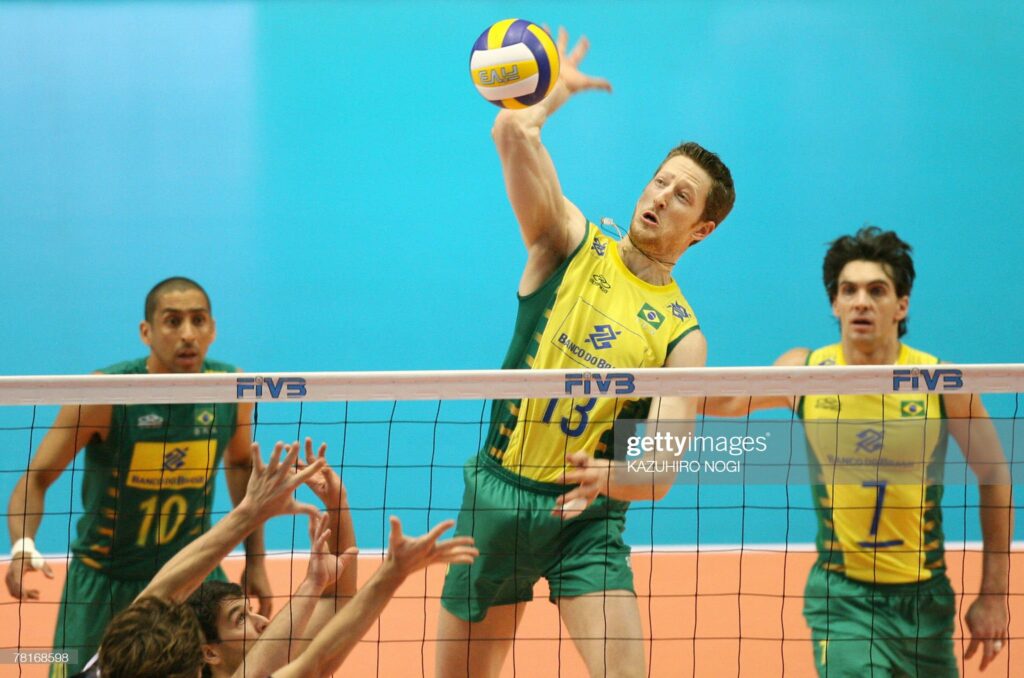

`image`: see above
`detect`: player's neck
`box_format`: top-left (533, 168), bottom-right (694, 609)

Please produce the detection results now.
top-left (841, 336), bottom-right (901, 366)
top-left (618, 235), bottom-right (675, 285)
top-left (144, 355), bottom-right (169, 374)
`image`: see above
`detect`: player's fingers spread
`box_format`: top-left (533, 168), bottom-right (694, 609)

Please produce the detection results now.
top-left (436, 545), bottom-right (480, 563)
top-left (557, 27), bottom-right (568, 53)
top-left (293, 457), bottom-right (326, 486)
top-left (980, 642), bottom-right (994, 671)
top-left (965, 637), bottom-right (980, 659)
top-left (318, 442), bottom-right (327, 460)
top-left (389, 515), bottom-right (404, 546)
top-left (983, 636), bottom-right (1005, 668)
top-left (282, 440), bottom-right (301, 469)
top-left (294, 502), bottom-right (321, 519)
top-left (250, 442), bottom-right (265, 472)
top-left (570, 36), bottom-right (589, 63)
top-left (267, 441), bottom-right (285, 473)
top-left (424, 519), bottom-right (455, 544)
top-left (41, 562), bottom-right (55, 579)
top-left (433, 540), bottom-right (473, 554)
top-left (436, 553), bottom-right (472, 566)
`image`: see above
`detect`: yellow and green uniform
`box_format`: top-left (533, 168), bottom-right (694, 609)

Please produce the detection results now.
top-left (51, 357), bottom-right (238, 677)
top-left (488, 222), bottom-right (699, 481)
top-left (442, 223), bottom-right (699, 621)
top-left (800, 343), bottom-right (956, 677)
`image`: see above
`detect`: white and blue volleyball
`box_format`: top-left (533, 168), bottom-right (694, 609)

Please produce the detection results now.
top-left (469, 19), bottom-right (560, 109)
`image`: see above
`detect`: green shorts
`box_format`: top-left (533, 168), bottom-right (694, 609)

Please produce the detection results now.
top-left (803, 565), bottom-right (957, 678)
top-left (441, 454), bottom-right (634, 623)
top-left (50, 557), bottom-right (227, 677)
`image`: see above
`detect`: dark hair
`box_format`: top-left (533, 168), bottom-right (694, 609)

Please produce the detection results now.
top-left (187, 581), bottom-right (245, 678)
top-left (187, 580), bottom-right (245, 643)
top-left (99, 596), bottom-right (204, 678)
top-left (660, 141), bottom-right (735, 226)
top-left (145, 276), bottom-right (211, 323)
top-left (823, 226), bottom-right (915, 337)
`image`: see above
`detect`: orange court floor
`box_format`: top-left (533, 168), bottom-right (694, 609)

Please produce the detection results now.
top-left (2, 549), bottom-right (1021, 677)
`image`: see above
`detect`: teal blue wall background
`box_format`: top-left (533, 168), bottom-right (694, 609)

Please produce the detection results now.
top-left (1, 1), bottom-right (1021, 554)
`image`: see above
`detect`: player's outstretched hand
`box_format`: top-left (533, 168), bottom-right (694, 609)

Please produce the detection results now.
top-left (298, 437), bottom-right (347, 510)
top-left (305, 512), bottom-right (358, 592)
top-left (245, 441), bottom-right (325, 522)
top-left (965, 594), bottom-right (1009, 671)
top-left (555, 27), bottom-right (612, 96)
top-left (383, 517), bottom-right (477, 580)
top-left (5, 552), bottom-right (54, 600)
top-left (553, 452), bottom-right (609, 519)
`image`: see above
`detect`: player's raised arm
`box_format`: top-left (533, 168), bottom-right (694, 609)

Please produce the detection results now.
top-left (229, 513), bottom-right (358, 678)
top-left (492, 29), bottom-right (611, 287)
top-left (139, 441), bottom-right (324, 604)
top-left (274, 517), bottom-right (477, 678)
top-left (5, 403), bottom-right (111, 599)
top-left (700, 347), bottom-right (811, 417)
top-left (223, 399), bottom-right (275, 615)
top-left (296, 437), bottom-right (359, 645)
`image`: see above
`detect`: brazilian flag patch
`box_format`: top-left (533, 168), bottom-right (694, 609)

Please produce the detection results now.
top-left (637, 303), bottom-right (665, 329)
top-left (900, 400), bottom-right (925, 417)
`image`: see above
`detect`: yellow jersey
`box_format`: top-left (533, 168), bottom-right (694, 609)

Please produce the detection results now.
top-left (485, 222), bottom-right (700, 484)
top-left (800, 343), bottom-right (948, 584)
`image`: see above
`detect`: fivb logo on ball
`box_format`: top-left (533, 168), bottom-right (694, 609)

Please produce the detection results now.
top-left (470, 19), bottom-right (560, 109)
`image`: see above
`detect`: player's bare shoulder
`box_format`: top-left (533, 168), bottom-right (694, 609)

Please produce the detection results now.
top-left (775, 347), bottom-right (811, 367)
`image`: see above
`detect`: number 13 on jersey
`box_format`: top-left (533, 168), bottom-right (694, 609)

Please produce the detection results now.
top-left (542, 398), bottom-right (596, 438)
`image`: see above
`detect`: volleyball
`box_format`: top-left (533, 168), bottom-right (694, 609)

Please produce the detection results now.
top-left (469, 19), bottom-right (560, 109)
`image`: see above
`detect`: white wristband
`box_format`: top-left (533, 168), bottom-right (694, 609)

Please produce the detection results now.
top-left (11, 538), bottom-right (45, 569)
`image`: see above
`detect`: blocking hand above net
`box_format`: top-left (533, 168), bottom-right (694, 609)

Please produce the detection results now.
top-left (94, 447), bottom-right (473, 677)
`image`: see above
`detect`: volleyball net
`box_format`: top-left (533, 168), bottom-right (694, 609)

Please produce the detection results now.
top-left (1, 365), bottom-right (1022, 676)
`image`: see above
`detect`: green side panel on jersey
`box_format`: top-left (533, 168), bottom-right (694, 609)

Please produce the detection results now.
top-left (485, 230), bottom-right (588, 459)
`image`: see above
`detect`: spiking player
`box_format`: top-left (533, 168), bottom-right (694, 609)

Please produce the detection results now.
top-left (703, 227), bottom-right (1013, 676)
top-left (437, 28), bottom-right (735, 677)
